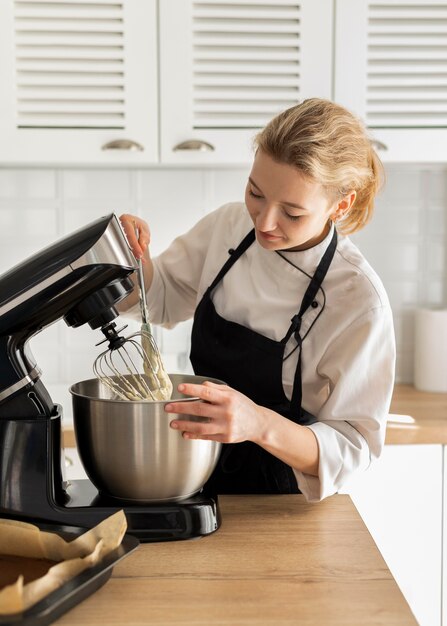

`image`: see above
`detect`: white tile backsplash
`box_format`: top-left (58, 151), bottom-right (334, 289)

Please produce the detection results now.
top-left (0, 241), bottom-right (57, 269)
top-left (424, 167), bottom-right (447, 203)
top-left (427, 242), bottom-right (446, 272)
top-left (0, 206), bottom-right (58, 237)
top-left (140, 169), bottom-right (206, 209)
top-left (210, 167), bottom-right (251, 208)
top-left (145, 200), bottom-right (206, 257)
top-left (372, 207), bottom-right (420, 237)
top-left (63, 205), bottom-right (129, 233)
top-left (380, 166), bottom-right (423, 202)
top-left (139, 170), bottom-right (213, 256)
top-left (0, 170), bottom-right (56, 198)
top-left (1, 164), bottom-right (446, 393)
top-left (426, 280), bottom-right (445, 305)
top-left (385, 280), bottom-right (420, 310)
top-left (63, 170), bottom-right (133, 200)
top-left (427, 208), bottom-right (446, 235)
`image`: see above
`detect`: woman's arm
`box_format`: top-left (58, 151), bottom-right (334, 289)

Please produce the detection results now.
top-left (165, 381), bottom-right (320, 476)
top-left (119, 204), bottom-right (241, 326)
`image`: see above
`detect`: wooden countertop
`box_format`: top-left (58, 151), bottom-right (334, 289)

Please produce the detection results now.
top-left (387, 384), bottom-right (447, 444)
top-left (63, 384), bottom-right (447, 448)
top-left (56, 495), bottom-right (416, 626)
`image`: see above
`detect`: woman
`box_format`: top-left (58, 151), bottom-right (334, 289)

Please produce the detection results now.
top-left (120, 98), bottom-right (395, 502)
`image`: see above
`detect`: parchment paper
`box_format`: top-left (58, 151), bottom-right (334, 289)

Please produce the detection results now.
top-left (0, 510), bottom-right (127, 615)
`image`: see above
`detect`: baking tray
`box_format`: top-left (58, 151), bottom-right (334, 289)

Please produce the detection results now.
top-left (0, 523), bottom-right (139, 626)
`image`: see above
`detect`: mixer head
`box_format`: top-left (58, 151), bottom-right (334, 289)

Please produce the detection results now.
top-left (0, 214), bottom-right (137, 418)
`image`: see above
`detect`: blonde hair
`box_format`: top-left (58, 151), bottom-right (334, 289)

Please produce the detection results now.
top-left (254, 98), bottom-right (384, 234)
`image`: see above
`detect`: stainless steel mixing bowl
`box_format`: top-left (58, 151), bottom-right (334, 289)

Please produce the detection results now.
top-left (69, 374), bottom-right (223, 502)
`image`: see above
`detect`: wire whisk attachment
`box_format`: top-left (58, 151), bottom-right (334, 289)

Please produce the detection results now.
top-left (93, 326), bottom-right (158, 400)
top-left (94, 322), bottom-right (173, 401)
top-left (94, 223), bottom-right (173, 401)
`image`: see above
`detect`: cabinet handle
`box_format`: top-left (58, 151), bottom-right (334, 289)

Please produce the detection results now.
top-left (371, 139), bottom-right (388, 151)
top-left (102, 139), bottom-right (144, 151)
top-left (173, 139), bottom-right (215, 152)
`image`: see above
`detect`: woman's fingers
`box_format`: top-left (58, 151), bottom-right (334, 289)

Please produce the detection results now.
top-left (166, 385), bottom-right (226, 438)
top-left (175, 382), bottom-right (227, 402)
top-left (165, 397), bottom-right (222, 420)
top-left (166, 383), bottom-right (259, 444)
top-left (170, 416), bottom-right (223, 438)
top-left (166, 383), bottom-right (235, 441)
top-left (202, 380), bottom-right (228, 389)
top-left (119, 213), bottom-right (151, 258)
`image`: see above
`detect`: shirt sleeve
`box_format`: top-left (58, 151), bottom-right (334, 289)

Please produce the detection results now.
top-left (124, 208), bottom-right (223, 328)
top-left (293, 304), bottom-right (396, 502)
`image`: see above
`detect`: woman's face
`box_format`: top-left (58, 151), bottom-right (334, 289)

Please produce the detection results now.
top-left (245, 150), bottom-right (343, 251)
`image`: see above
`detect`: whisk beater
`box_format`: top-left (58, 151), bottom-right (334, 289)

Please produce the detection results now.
top-left (93, 321), bottom-right (173, 401)
top-left (93, 324), bottom-right (162, 400)
top-left (134, 237), bottom-right (173, 400)
top-left (93, 231), bottom-right (173, 401)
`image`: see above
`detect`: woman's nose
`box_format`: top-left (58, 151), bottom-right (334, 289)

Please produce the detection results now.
top-left (257, 206), bottom-right (278, 231)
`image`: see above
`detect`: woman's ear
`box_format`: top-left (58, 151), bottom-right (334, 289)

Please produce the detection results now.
top-left (331, 191), bottom-right (356, 222)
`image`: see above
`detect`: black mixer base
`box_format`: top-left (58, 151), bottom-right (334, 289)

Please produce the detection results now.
top-left (0, 414), bottom-right (220, 542)
top-left (64, 480), bottom-right (221, 542)
top-left (2, 479), bottom-right (220, 542)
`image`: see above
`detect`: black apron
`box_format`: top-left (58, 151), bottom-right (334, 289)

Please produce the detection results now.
top-left (190, 227), bottom-right (337, 494)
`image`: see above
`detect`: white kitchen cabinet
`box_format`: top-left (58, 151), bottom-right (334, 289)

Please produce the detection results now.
top-left (335, 0), bottom-right (447, 162)
top-left (2, 0), bottom-right (446, 166)
top-left (341, 444), bottom-right (443, 626)
top-left (159, 0), bottom-right (333, 165)
top-left (0, 0), bottom-right (158, 165)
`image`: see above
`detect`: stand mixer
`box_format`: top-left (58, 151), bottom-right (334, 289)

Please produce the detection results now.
top-left (0, 214), bottom-right (220, 541)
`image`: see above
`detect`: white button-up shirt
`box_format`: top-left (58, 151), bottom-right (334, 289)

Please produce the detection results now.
top-left (126, 202), bottom-right (396, 502)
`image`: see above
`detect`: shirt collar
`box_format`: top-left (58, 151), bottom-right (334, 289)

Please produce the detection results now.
top-left (275, 222), bottom-right (336, 270)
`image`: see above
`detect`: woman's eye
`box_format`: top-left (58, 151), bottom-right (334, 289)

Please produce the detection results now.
top-left (285, 212), bottom-right (300, 222)
top-left (249, 189), bottom-right (263, 199)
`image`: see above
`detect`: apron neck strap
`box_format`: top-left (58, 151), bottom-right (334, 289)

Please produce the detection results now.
top-left (207, 229), bottom-right (255, 293)
top-left (288, 228), bottom-right (338, 410)
top-left (298, 227), bottom-right (338, 318)
top-left (282, 228), bottom-right (338, 345)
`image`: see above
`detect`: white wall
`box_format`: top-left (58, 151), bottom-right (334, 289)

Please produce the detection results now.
top-left (0, 164), bottom-right (445, 419)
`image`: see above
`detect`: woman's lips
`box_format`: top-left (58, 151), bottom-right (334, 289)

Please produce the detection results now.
top-left (258, 230), bottom-right (283, 242)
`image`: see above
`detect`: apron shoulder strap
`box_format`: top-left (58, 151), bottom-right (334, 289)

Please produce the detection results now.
top-left (298, 228), bottom-right (338, 318)
top-left (284, 228), bottom-right (338, 412)
top-left (207, 229), bottom-right (255, 293)
top-left (282, 228), bottom-right (338, 345)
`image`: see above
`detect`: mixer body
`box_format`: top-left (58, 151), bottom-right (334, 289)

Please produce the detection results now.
top-left (0, 214), bottom-right (220, 541)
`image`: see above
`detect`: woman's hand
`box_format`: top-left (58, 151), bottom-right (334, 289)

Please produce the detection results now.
top-left (119, 213), bottom-right (151, 260)
top-left (167, 380), bottom-right (320, 476)
top-left (118, 213), bottom-right (154, 311)
top-left (165, 381), bottom-right (266, 444)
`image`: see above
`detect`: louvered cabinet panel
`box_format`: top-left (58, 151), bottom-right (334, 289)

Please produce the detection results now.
top-left (335, 0), bottom-right (447, 162)
top-left (0, 0), bottom-right (158, 164)
top-left (159, 0), bottom-right (333, 164)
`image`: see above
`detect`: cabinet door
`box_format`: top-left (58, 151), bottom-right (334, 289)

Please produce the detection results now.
top-left (159, 0), bottom-right (333, 165)
top-left (342, 445), bottom-right (443, 626)
top-left (335, 0), bottom-right (447, 162)
top-left (0, 0), bottom-right (158, 165)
